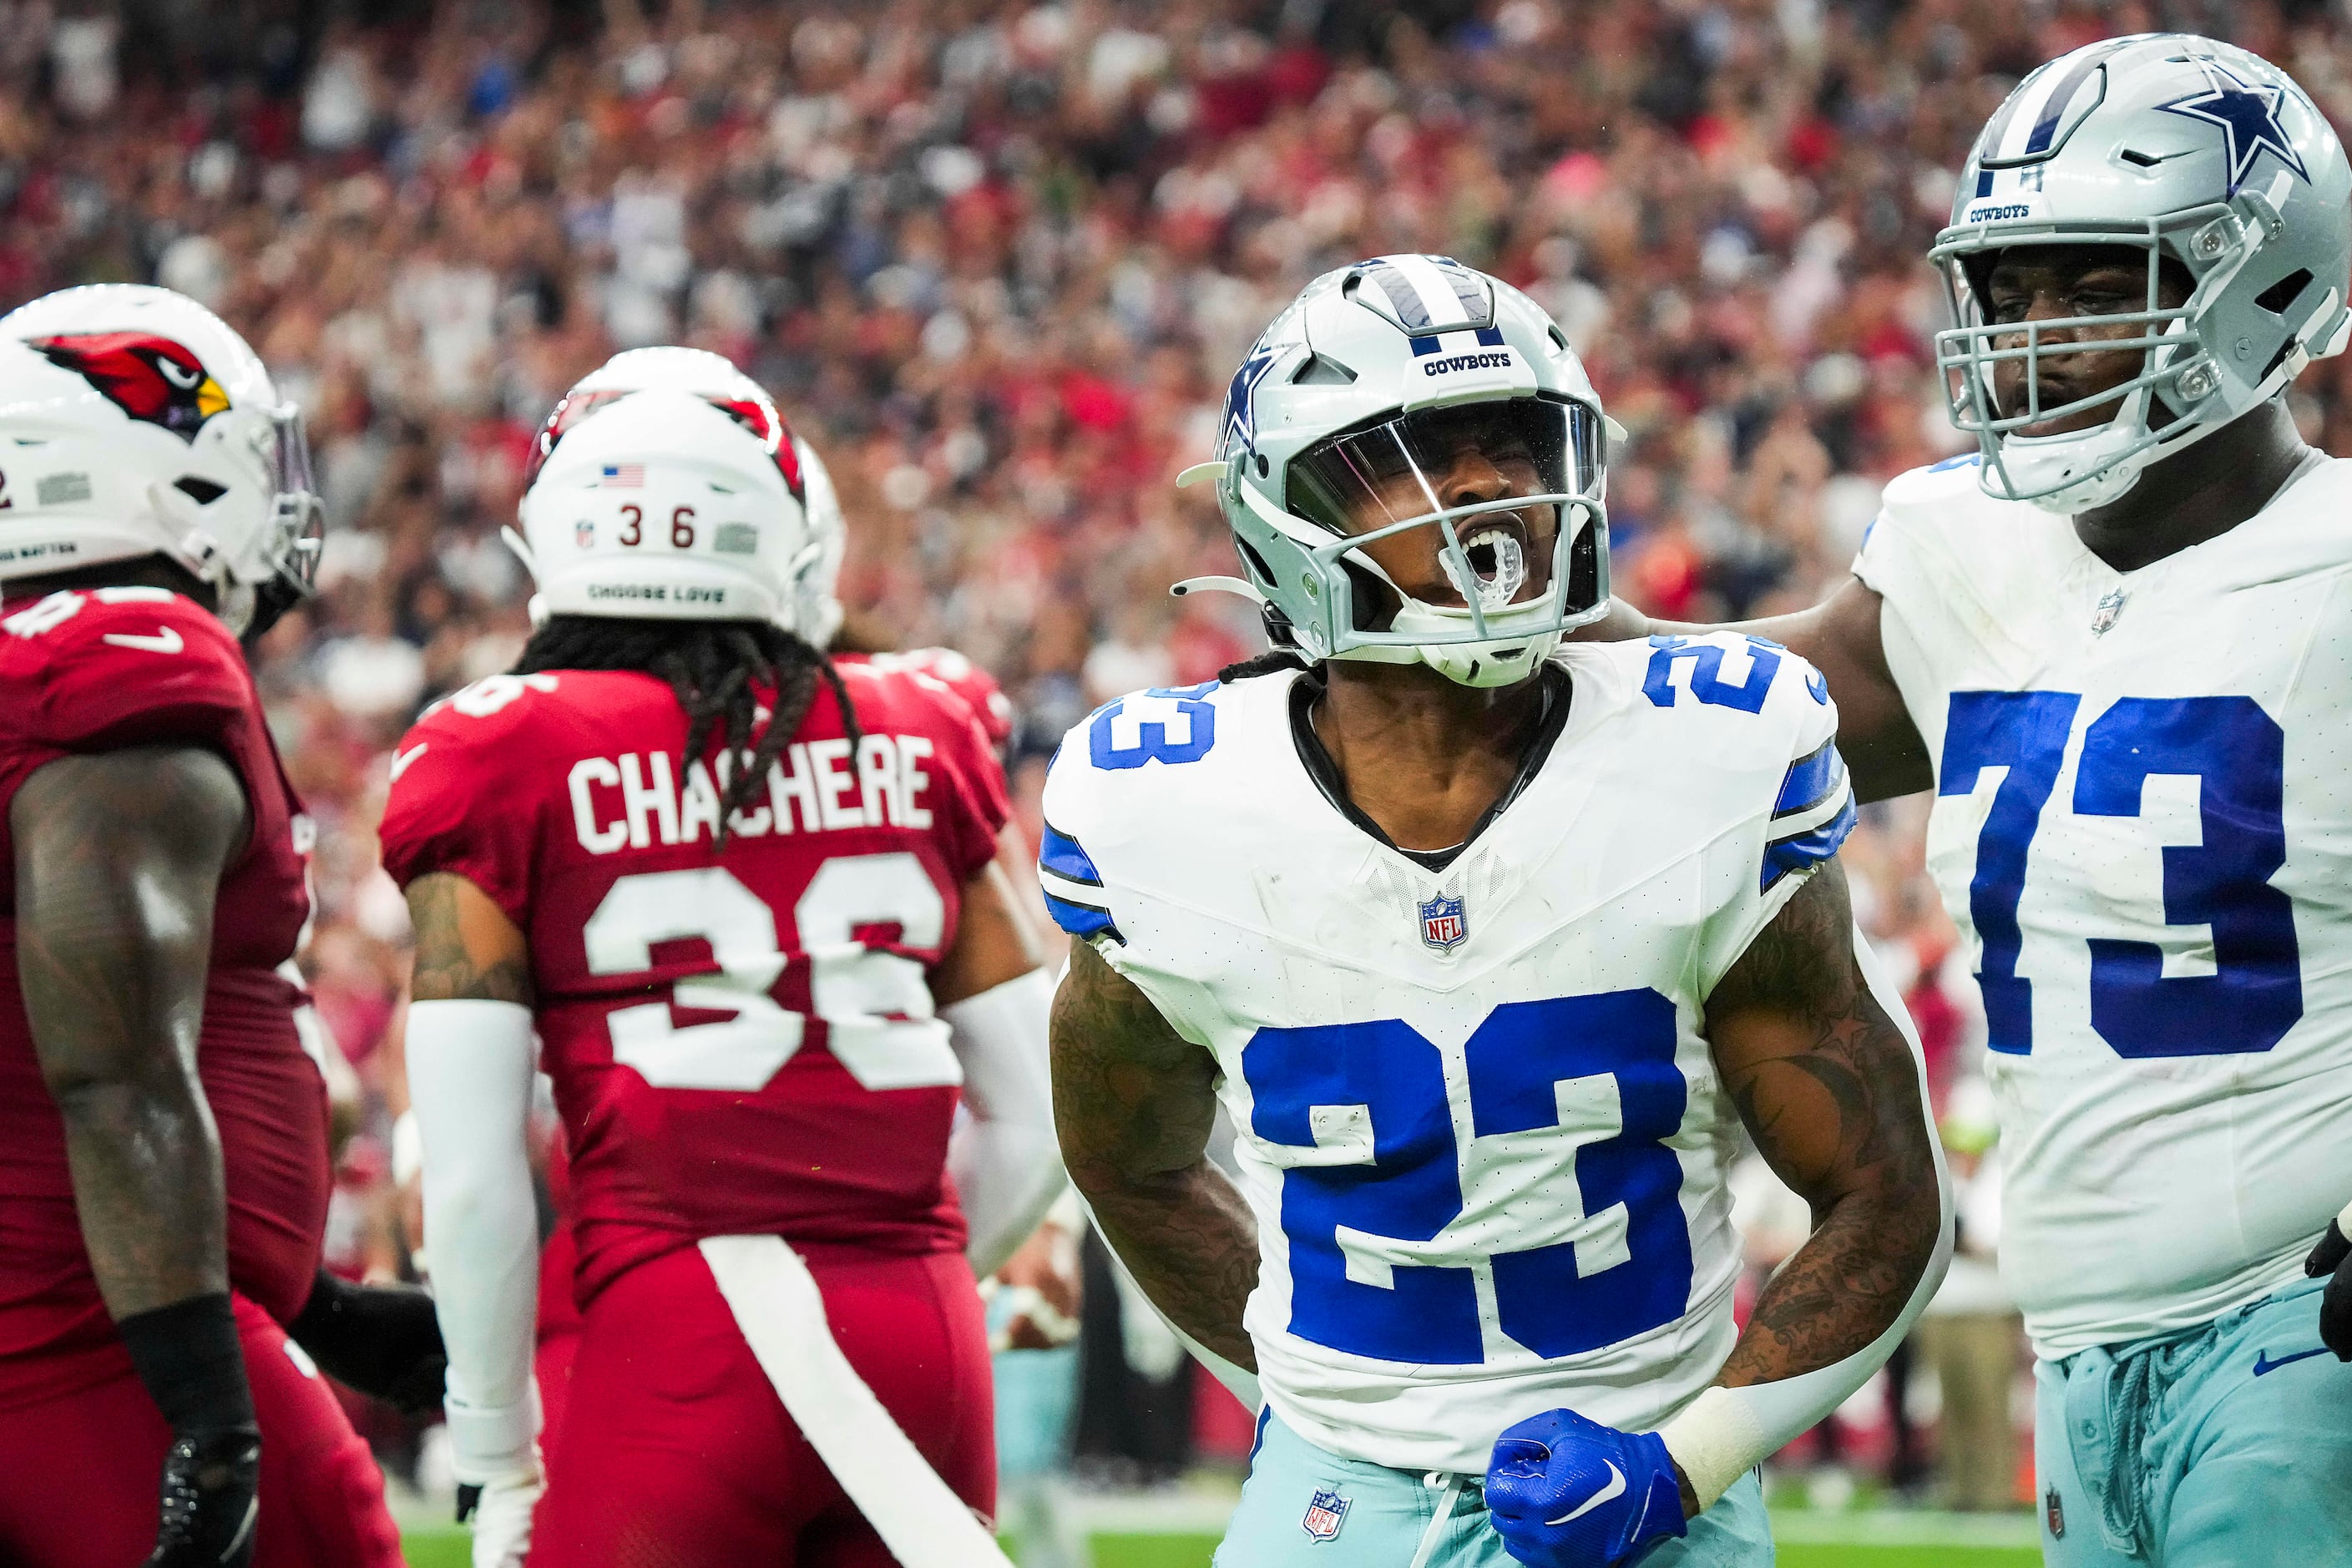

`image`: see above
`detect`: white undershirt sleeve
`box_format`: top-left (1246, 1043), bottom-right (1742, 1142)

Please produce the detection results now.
top-left (407, 998), bottom-right (543, 1483)
top-left (943, 968), bottom-right (1065, 1277)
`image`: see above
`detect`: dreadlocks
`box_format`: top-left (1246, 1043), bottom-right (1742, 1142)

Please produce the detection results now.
top-left (515, 615), bottom-right (858, 844)
top-left (1217, 648), bottom-right (1313, 682)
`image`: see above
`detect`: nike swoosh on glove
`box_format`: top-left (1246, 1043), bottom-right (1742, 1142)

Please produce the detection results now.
top-left (458, 1467), bottom-right (542, 1568)
top-left (1485, 1407), bottom-right (1687, 1568)
top-left (2306, 1207), bottom-right (2352, 1360)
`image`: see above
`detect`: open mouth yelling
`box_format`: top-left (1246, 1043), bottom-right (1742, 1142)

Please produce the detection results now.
top-left (1444, 515), bottom-right (1533, 610)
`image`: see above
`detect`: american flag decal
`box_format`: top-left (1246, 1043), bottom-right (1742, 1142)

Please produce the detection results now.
top-left (600, 463), bottom-right (645, 488)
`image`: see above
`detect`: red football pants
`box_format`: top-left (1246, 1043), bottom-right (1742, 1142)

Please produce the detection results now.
top-left (0, 1292), bottom-right (402, 1567)
top-left (529, 1244), bottom-right (996, 1568)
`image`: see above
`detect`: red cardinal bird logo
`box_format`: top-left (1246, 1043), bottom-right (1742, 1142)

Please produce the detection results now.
top-left (524, 387), bottom-right (807, 500)
top-left (28, 332), bottom-right (230, 443)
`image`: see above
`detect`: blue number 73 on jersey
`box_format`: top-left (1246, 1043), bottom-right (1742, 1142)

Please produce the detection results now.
top-left (1242, 990), bottom-right (1694, 1365)
top-left (1940, 690), bottom-right (2301, 1058)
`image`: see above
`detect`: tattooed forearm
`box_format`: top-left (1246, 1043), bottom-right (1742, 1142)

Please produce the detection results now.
top-left (1705, 860), bottom-right (1942, 1387)
top-left (405, 873), bottom-right (534, 1005)
top-left (13, 747), bottom-right (250, 1318)
top-left (1051, 938), bottom-right (1259, 1369)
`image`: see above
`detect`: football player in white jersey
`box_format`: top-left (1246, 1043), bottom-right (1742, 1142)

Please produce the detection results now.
top-left (1044, 254), bottom-right (1950, 1568)
top-left (1586, 34), bottom-right (2352, 1567)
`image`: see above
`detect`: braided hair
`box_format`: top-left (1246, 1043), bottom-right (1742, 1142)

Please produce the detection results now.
top-left (1217, 648), bottom-right (1313, 682)
top-left (515, 615), bottom-right (857, 844)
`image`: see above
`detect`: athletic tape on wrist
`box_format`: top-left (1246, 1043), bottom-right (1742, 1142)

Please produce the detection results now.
top-left (1656, 1387), bottom-right (1768, 1511)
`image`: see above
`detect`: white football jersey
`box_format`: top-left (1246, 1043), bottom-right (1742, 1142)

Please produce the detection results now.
top-left (1856, 454), bottom-right (2352, 1359)
top-left (1040, 635), bottom-right (1864, 1474)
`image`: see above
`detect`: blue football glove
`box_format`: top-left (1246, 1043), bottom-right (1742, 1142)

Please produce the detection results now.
top-left (1485, 1408), bottom-right (1688, 1568)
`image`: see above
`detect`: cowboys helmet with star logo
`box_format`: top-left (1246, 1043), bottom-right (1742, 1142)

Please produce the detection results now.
top-left (1934, 34), bottom-right (2352, 513)
top-left (1176, 255), bottom-right (1618, 689)
top-left (0, 284), bottom-right (323, 635)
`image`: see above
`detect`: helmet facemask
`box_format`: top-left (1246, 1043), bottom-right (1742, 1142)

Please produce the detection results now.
top-left (1252, 393), bottom-right (1609, 688)
top-left (1933, 221), bottom-right (2237, 513)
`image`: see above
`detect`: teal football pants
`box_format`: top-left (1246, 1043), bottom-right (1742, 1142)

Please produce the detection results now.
top-left (1212, 1408), bottom-right (1770, 1567)
top-left (2036, 1274), bottom-right (2352, 1565)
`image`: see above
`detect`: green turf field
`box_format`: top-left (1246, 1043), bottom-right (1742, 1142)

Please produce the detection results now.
top-left (399, 1527), bottom-right (2043, 1566)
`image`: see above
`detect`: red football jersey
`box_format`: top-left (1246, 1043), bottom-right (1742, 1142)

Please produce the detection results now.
top-left (0, 587), bottom-right (327, 1404)
top-left (379, 661), bottom-right (1010, 1305)
top-left (837, 649), bottom-right (1016, 751)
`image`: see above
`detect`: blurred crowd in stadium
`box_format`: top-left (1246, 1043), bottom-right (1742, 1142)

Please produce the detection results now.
top-left (11, 0), bottom-right (2344, 1527)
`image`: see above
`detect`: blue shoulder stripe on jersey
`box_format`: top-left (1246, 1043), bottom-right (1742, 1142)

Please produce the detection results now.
top-left (1773, 739), bottom-right (1847, 819)
top-left (1044, 888), bottom-right (1124, 945)
top-left (1039, 821), bottom-right (1103, 888)
top-left (1761, 792), bottom-right (1858, 893)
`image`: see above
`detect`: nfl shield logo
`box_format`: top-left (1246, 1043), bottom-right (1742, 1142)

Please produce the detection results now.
top-left (2045, 1485), bottom-right (2066, 1540)
top-left (1419, 893), bottom-right (1467, 952)
top-left (1300, 1487), bottom-right (1350, 1542)
top-left (574, 517), bottom-right (595, 549)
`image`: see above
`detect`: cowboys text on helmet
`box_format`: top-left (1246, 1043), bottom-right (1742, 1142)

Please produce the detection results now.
top-left (1181, 254), bottom-right (1614, 690)
top-left (1935, 33), bottom-right (2352, 513)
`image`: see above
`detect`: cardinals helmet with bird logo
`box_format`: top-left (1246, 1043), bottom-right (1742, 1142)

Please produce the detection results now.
top-left (516, 346), bottom-right (844, 643)
top-left (0, 285), bottom-right (323, 635)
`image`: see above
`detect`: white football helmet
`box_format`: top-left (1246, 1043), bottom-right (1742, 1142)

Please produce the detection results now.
top-left (523, 346), bottom-right (842, 640)
top-left (514, 387), bottom-right (815, 625)
top-left (1179, 255), bottom-right (1612, 689)
top-left (0, 284), bottom-right (323, 633)
top-left (794, 442), bottom-right (847, 650)
top-left (1934, 34), bottom-right (2352, 512)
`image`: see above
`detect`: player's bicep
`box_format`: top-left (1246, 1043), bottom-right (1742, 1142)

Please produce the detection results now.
top-left (933, 855), bottom-right (1045, 1008)
top-left (404, 871), bottom-right (534, 1006)
top-left (1050, 937), bottom-right (1220, 1184)
top-left (1772, 579), bottom-right (1928, 802)
top-left (12, 745), bottom-right (250, 1091)
top-left (1702, 861), bottom-right (1936, 1213)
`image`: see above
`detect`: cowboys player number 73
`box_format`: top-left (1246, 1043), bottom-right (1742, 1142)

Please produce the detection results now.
top-left (1045, 255), bottom-right (1952, 1568)
top-left (1582, 33), bottom-right (2352, 1568)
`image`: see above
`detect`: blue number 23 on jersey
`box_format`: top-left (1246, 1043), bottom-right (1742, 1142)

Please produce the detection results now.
top-left (1242, 990), bottom-right (1694, 1366)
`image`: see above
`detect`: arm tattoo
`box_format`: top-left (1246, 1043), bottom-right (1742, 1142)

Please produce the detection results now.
top-left (1705, 861), bottom-right (1942, 1388)
top-left (406, 873), bottom-right (534, 1005)
top-left (12, 746), bottom-right (250, 1318)
top-left (1050, 938), bottom-right (1259, 1369)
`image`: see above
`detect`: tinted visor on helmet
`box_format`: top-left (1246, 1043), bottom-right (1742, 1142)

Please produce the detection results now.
top-left (1287, 394), bottom-right (1604, 616)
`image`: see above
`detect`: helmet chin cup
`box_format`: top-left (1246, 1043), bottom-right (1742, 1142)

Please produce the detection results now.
top-left (1995, 421), bottom-right (2154, 514)
top-left (1383, 597), bottom-right (1563, 687)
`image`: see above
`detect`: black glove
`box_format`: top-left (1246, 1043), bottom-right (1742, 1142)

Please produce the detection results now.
top-left (2305, 1212), bottom-right (2352, 1361)
top-left (146, 1428), bottom-right (260, 1566)
top-left (286, 1268), bottom-right (448, 1414)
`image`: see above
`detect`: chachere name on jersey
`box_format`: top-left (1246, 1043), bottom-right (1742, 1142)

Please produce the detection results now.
top-left (568, 736), bottom-right (936, 854)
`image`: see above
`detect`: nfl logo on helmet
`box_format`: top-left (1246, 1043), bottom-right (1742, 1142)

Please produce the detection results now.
top-left (1419, 893), bottom-right (1467, 952)
top-left (1300, 1487), bottom-right (1350, 1543)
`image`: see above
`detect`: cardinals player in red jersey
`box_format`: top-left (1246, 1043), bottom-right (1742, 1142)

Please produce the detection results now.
top-left (0, 286), bottom-right (429, 1566)
top-left (384, 387), bottom-right (1062, 1567)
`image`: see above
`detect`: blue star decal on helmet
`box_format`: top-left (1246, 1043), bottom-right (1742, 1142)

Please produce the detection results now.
top-left (2156, 58), bottom-right (2311, 196)
top-left (1219, 340), bottom-right (1279, 461)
